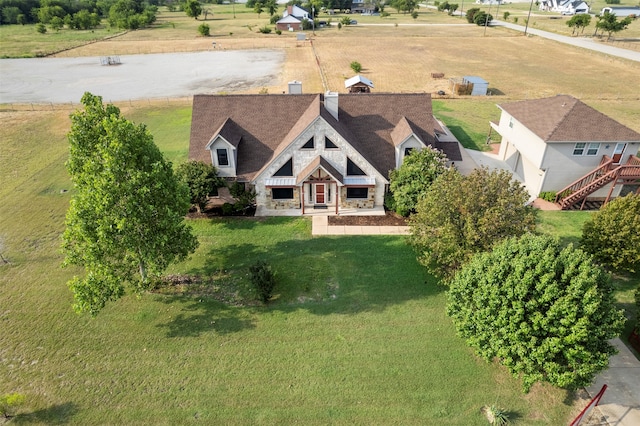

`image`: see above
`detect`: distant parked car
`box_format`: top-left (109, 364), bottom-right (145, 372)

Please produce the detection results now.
top-left (350, 19), bottom-right (358, 25)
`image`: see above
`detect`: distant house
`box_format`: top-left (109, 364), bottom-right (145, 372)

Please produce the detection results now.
top-left (276, 5), bottom-right (309, 32)
top-left (351, 0), bottom-right (375, 14)
top-left (344, 75), bottom-right (374, 93)
top-left (189, 92), bottom-right (462, 215)
top-left (539, 0), bottom-right (589, 14)
top-left (490, 95), bottom-right (640, 209)
top-left (601, 6), bottom-right (640, 17)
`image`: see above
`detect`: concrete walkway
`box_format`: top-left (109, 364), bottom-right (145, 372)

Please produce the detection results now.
top-left (311, 215), bottom-right (409, 236)
top-left (586, 338), bottom-right (640, 426)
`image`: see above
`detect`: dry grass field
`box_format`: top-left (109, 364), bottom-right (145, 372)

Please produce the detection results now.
top-left (36, 8), bottom-right (638, 132)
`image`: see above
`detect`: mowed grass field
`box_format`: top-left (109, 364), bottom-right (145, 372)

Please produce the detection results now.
top-left (1, 6), bottom-right (639, 423)
top-left (1, 105), bottom-right (638, 424)
top-left (0, 108), bottom-right (577, 425)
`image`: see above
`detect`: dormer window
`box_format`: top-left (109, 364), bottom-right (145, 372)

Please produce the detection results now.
top-left (404, 147), bottom-right (414, 156)
top-left (273, 158), bottom-right (293, 176)
top-left (217, 149), bottom-right (229, 166)
top-left (302, 138), bottom-right (314, 149)
top-left (325, 137), bottom-right (338, 149)
top-left (347, 158), bottom-right (366, 176)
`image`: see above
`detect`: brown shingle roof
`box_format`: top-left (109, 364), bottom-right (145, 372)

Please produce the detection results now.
top-left (213, 118), bottom-right (243, 148)
top-left (189, 93), bottom-right (462, 181)
top-left (499, 95), bottom-right (640, 142)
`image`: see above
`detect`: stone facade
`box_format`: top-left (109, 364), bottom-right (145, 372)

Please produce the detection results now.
top-left (340, 187), bottom-right (375, 209)
top-left (265, 187), bottom-right (300, 210)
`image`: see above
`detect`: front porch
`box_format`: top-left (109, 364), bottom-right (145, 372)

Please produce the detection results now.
top-left (255, 205), bottom-right (386, 217)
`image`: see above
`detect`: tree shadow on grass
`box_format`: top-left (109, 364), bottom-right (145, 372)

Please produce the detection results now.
top-left (11, 402), bottom-right (79, 425)
top-left (156, 296), bottom-right (256, 338)
top-left (184, 233), bottom-right (446, 318)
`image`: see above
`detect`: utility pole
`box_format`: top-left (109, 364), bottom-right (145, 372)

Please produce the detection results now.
top-left (524, 0), bottom-right (534, 36)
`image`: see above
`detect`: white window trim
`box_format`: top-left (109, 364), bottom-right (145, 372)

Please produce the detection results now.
top-left (216, 148), bottom-right (230, 167)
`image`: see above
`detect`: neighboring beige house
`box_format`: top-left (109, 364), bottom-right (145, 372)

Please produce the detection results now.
top-left (189, 92), bottom-right (462, 215)
top-left (491, 95), bottom-right (640, 209)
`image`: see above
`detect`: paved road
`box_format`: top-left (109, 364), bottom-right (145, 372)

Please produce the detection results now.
top-left (492, 20), bottom-right (640, 62)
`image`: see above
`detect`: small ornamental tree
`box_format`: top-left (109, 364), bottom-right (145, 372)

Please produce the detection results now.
top-left (409, 167), bottom-right (535, 279)
top-left (388, 147), bottom-right (448, 217)
top-left (175, 161), bottom-right (223, 213)
top-left (447, 234), bottom-right (625, 392)
top-left (465, 7), bottom-right (480, 23)
top-left (198, 22), bottom-right (210, 36)
top-left (249, 260), bottom-right (276, 303)
top-left (566, 13), bottom-right (591, 35)
top-left (0, 393), bottom-right (26, 418)
top-left (63, 93), bottom-right (199, 316)
top-left (473, 11), bottom-right (492, 26)
top-left (350, 60), bottom-right (362, 73)
top-left (581, 194), bottom-right (640, 273)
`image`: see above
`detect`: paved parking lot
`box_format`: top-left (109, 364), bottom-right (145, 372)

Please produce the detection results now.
top-left (0, 49), bottom-right (284, 104)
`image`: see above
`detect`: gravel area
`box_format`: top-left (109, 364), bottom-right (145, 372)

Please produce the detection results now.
top-left (0, 49), bottom-right (284, 104)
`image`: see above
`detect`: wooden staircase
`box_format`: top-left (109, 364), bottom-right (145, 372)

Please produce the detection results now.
top-left (555, 155), bottom-right (640, 210)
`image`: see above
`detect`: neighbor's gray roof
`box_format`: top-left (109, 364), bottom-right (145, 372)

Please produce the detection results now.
top-left (189, 92), bottom-right (462, 181)
top-left (498, 94), bottom-right (640, 143)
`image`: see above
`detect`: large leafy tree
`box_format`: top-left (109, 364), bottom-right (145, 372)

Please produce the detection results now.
top-left (388, 146), bottom-right (448, 217)
top-left (581, 194), bottom-right (640, 273)
top-left (595, 11), bottom-right (633, 41)
top-left (566, 13), bottom-right (591, 36)
top-left (447, 234), bottom-right (625, 392)
top-left (175, 160), bottom-right (224, 213)
top-left (408, 167), bottom-right (535, 279)
top-left (63, 93), bottom-right (199, 316)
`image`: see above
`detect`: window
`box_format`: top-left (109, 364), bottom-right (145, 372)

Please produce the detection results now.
top-left (586, 143), bottom-right (600, 156)
top-left (302, 138), bottom-right (314, 149)
top-left (273, 158), bottom-right (293, 176)
top-left (325, 137), bottom-right (338, 149)
top-left (573, 143), bottom-right (586, 156)
top-left (404, 147), bottom-right (414, 156)
top-left (272, 188), bottom-right (294, 199)
top-left (347, 158), bottom-right (366, 176)
top-left (217, 149), bottom-right (229, 166)
top-left (346, 187), bottom-right (368, 199)
top-left (508, 117), bottom-right (514, 129)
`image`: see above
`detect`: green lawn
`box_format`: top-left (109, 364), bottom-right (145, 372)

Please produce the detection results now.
top-left (433, 99), bottom-right (502, 151)
top-left (2, 104), bottom-right (637, 424)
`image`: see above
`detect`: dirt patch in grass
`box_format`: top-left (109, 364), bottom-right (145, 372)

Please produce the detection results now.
top-left (328, 211), bottom-right (407, 226)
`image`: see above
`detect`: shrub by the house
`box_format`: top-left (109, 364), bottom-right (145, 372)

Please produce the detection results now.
top-left (581, 194), bottom-right (640, 273)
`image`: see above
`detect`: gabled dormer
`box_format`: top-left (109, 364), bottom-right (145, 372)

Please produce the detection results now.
top-left (391, 116), bottom-right (426, 169)
top-left (205, 118), bottom-right (242, 177)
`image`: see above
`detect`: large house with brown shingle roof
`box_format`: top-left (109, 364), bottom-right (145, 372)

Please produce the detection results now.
top-left (491, 95), bottom-right (640, 209)
top-left (189, 92), bottom-right (462, 215)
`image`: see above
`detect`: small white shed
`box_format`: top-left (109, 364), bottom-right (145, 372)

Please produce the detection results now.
top-left (463, 76), bottom-right (489, 96)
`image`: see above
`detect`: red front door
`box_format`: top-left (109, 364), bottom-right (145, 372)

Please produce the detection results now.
top-left (315, 184), bottom-right (325, 204)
